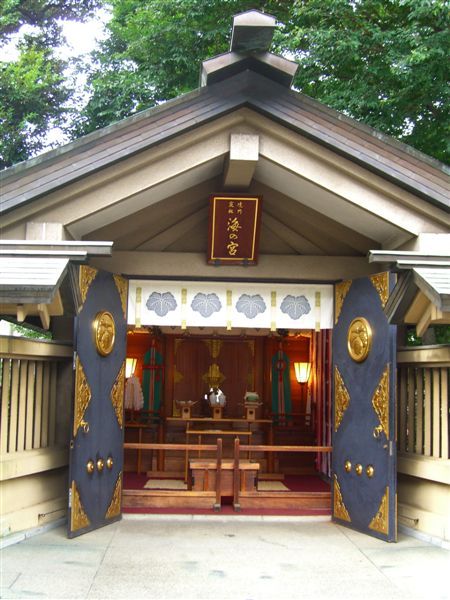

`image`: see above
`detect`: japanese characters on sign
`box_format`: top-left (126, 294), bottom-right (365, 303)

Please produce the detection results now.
top-left (208, 195), bottom-right (262, 264)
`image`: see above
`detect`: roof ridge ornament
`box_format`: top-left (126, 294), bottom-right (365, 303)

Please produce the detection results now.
top-left (200, 11), bottom-right (298, 89)
top-left (230, 10), bottom-right (276, 53)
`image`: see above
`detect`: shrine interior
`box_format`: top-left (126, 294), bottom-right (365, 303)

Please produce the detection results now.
top-left (123, 326), bottom-right (332, 512)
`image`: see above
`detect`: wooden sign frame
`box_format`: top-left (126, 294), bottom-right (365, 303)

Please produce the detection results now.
top-left (207, 194), bottom-right (262, 265)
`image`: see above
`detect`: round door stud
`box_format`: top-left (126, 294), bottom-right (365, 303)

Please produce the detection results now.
top-left (97, 458), bottom-right (105, 472)
top-left (86, 459), bottom-right (95, 474)
top-left (355, 463), bottom-right (363, 476)
top-left (366, 465), bottom-right (375, 478)
top-left (344, 460), bottom-right (352, 473)
top-left (106, 456), bottom-right (114, 470)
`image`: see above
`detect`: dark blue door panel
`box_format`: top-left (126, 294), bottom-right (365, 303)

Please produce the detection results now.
top-left (68, 267), bottom-right (127, 538)
top-left (332, 274), bottom-right (397, 542)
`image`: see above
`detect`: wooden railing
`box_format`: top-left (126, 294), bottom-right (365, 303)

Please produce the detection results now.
top-left (124, 438), bottom-right (332, 510)
top-left (397, 346), bottom-right (449, 460)
top-left (0, 336), bottom-right (72, 457)
top-left (124, 440), bottom-right (223, 509)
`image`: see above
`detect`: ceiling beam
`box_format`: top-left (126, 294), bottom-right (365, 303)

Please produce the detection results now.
top-left (262, 213), bottom-right (325, 254)
top-left (223, 134), bottom-right (259, 189)
top-left (137, 206), bottom-right (208, 251)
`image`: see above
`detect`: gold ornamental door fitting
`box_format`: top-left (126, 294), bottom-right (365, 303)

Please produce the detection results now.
top-left (97, 458), bottom-right (105, 472)
top-left (344, 460), bottom-right (352, 473)
top-left (373, 425), bottom-right (383, 439)
top-left (106, 456), bottom-right (114, 470)
top-left (366, 465), bottom-right (375, 478)
top-left (347, 317), bottom-right (372, 362)
top-left (86, 460), bottom-right (95, 474)
top-left (93, 311), bottom-right (116, 356)
top-left (80, 420), bottom-right (90, 434)
top-left (355, 463), bottom-right (363, 476)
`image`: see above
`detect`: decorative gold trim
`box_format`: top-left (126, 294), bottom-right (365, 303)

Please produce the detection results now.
top-left (370, 272), bottom-right (389, 308)
top-left (333, 475), bottom-right (351, 522)
top-left (334, 366), bottom-right (350, 432)
top-left (79, 265), bottom-right (97, 305)
top-left (202, 363), bottom-right (225, 388)
top-left (270, 291), bottom-right (277, 331)
top-left (347, 317), bottom-right (372, 362)
top-left (174, 338), bottom-right (183, 358)
top-left (173, 367), bottom-right (184, 384)
top-left (181, 288), bottom-right (187, 330)
top-left (135, 287), bottom-right (142, 328)
top-left (110, 362), bottom-right (125, 429)
top-left (74, 357), bottom-right (91, 437)
top-left (335, 280), bottom-right (352, 324)
top-left (369, 487), bottom-right (389, 535)
top-left (105, 472), bottom-right (122, 519)
top-left (315, 291), bottom-right (321, 332)
top-left (113, 275), bottom-right (128, 318)
top-left (93, 311), bottom-right (116, 356)
top-left (226, 290), bottom-right (232, 331)
top-left (204, 339), bottom-right (222, 359)
top-left (372, 364), bottom-right (390, 438)
top-left (70, 480), bottom-right (90, 532)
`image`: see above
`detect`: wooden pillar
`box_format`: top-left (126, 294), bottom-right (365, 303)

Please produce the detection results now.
top-left (233, 437), bottom-right (240, 511)
top-left (214, 438), bottom-right (223, 511)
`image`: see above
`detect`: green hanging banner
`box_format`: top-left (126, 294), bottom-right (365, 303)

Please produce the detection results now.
top-left (142, 344), bottom-right (164, 413)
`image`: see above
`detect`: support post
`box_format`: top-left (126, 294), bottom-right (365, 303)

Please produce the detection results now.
top-left (233, 437), bottom-right (241, 511)
top-left (157, 420), bottom-right (165, 472)
top-left (214, 438), bottom-right (223, 511)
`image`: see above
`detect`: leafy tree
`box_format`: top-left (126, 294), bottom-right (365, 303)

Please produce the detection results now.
top-left (72, 0), bottom-right (284, 134)
top-left (11, 322), bottom-right (52, 339)
top-left (0, 37), bottom-right (69, 168)
top-left (285, 0), bottom-right (449, 163)
top-left (0, 0), bottom-right (102, 168)
top-left (1, 1), bottom-right (101, 41)
top-left (2, 1), bottom-right (448, 166)
top-left (74, 0), bottom-right (449, 164)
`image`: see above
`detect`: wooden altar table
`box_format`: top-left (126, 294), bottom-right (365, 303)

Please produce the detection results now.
top-left (188, 458), bottom-right (260, 496)
top-left (165, 416), bottom-right (274, 475)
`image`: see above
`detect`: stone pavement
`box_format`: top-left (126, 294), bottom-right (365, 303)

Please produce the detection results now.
top-left (1, 515), bottom-right (449, 599)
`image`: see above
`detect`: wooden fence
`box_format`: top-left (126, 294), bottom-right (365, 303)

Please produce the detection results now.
top-left (397, 346), bottom-right (449, 460)
top-left (0, 336), bottom-right (72, 457)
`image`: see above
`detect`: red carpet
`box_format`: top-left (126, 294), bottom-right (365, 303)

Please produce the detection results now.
top-left (123, 472), bottom-right (330, 493)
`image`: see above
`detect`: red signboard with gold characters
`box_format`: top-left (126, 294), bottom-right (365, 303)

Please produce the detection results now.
top-left (207, 194), bottom-right (262, 265)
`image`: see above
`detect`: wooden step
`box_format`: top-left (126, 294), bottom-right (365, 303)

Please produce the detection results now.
top-left (123, 489), bottom-right (216, 509)
top-left (123, 489), bottom-right (331, 511)
top-left (239, 491), bottom-right (331, 510)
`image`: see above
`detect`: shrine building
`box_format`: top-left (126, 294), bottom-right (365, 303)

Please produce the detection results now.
top-left (1, 11), bottom-right (449, 544)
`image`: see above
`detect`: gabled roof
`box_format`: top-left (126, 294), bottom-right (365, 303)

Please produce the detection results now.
top-left (369, 250), bottom-right (450, 332)
top-left (1, 67), bottom-right (448, 215)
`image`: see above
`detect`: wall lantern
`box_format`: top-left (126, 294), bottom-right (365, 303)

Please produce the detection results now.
top-left (125, 357), bottom-right (137, 379)
top-left (294, 362), bottom-right (311, 384)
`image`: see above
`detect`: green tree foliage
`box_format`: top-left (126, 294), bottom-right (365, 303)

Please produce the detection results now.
top-left (2, 1), bottom-right (449, 166)
top-left (73, 0), bottom-right (449, 164)
top-left (0, 38), bottom-right (68, 168)
top-left (286, 0), bottom-right (449, 163)
top-left (0, 1), bottom-right (101, 168)
top-left (72, 0), bottom-right (284, 134)
top-left (1, 1), bottom-right (102, 39)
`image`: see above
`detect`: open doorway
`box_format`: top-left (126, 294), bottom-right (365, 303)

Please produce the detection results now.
top-left (122, 327), bottom-right (332, 514)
